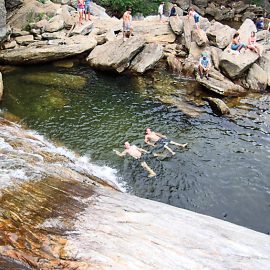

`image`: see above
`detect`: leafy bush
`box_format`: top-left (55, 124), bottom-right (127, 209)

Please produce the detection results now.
top-left (97, 0), bottom-right (166, 17)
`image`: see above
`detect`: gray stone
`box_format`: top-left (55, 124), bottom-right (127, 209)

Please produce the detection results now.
top-left (45, 15), bottom-right (65, 33)
top-left (192, 29), bottom-right (208, 47)
top-left (219, 49), bottom-right (259, 79)
top-left (206, 21), bottom-right (236, 49)
top-left (169, 16), bottom-right (184, 35)
top-left (214, 8), bottom-right (235, 21)
top-left (204, 97), bottom-right (230, 115)
top-left (258, 52), bottom-right (270, 87)
top-left (196, 68), bottom-right (246, 96)
top-left (231, 1), bottom-right (249, 14)
top-left (193, 0), bottom-right (208, 8)
top-left (2, 40), bottom-right (17, 49)
top-left (0, 72), bottom-right (3, 100)
top-left (238, 19), bottom-right (257, 46)
top-left (129, 43), bottom-right (163, 73)
top-left (205, 3), bottom-right (218, 17)
top-left (5, 0), bottom-right (23, 10)
top-left (242, 11), bottom-right (256, 22)
top-left (69, 21), bottom-right (93, 36)
top-left (87, 36), bottom-right (145, 73)
top-left (0, 35), bottom-right (97, 64)
top-left (210, 46), bottom-right (222, 70)
top-left (15, 35), bottom-right (34, 46)
top-left (51, 0), bottom-right (70, 4)
top-left (42, 32), bottom-right (66, 40)
top-left (256, 30), bottom-right (269, 42)
top-left (175, 0), bottom-right (190, 10)
top-left (246, 63), bottom-right (268, 91)
top-left (0, 0), bottom-right (8, 43)
top-left (11, 28), bottom-right (30, 37)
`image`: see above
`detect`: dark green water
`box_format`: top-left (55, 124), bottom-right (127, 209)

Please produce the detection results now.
top-left (1, 64), bottom-right (270, 234)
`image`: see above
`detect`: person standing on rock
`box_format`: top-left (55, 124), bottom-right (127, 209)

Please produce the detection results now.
top-left (158, 2), bottom-right (165, 22)
top-left (198, 52), bottom-right (211, 80)
top-left (123, 8), bottom-right (133, 41)
top-left (256, 17), bottom-right (264, 32)
top-left (188, 7), bottom-right (200, 30)
top-left (169, 4), bottom-right (177, 17)
top-left (113, 142), bottom-right (156, 178)
top-left (144, 128), bottom-right (187, 156)
top-left (77, 0), bottom-right (85, 25)
top-left (84, 0), bottom-right (91, 21)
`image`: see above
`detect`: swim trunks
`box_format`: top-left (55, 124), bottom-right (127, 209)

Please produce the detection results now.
top-left (123, 22), bottom-right (132, 31)
top-left (155, 138), bottom-right (170, 147)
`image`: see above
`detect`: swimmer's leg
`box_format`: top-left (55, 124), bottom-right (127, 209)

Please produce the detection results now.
top-left (164, 145), bottom-right (176, 155)
top-left (170, 141), bottom-right (188, 148)
top-left (140, 161), bottom-right (156, 178)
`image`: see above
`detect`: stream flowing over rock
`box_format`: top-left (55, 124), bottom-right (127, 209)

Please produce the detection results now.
top-left (0, 118), bottom-right (269, 270)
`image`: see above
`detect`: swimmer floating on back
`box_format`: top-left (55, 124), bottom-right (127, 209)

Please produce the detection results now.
top-left (113, 141), bottom-right (156, 178)
top-left (144, 128), bottom-right (187, 156)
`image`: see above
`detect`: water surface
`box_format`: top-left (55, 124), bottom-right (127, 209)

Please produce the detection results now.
top-left (1, 64), bottom-right (270, 234)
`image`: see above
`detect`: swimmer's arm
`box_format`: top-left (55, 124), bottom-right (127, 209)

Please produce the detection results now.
top-left (145, 136), bottom-right (155, 147)
top-left (113, 149), bottom-right (127, 157)
top-left (155, 132), bottom-right (167, 138)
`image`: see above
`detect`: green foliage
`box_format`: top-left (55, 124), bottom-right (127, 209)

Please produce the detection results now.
top-left (97, 0), bottom-right (166, 16)
top-left (37, 0), bottom-right (46, 4)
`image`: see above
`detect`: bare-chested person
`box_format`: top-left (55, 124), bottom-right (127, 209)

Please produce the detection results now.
top-left (122, 8), bottom-right (133, 41)
top-left (113, 141), bottom-right (156, 178)
top-left (144, 128), bottom-right (187, 156)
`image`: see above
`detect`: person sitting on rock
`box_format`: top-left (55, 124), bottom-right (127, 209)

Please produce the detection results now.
top-left (169, 4), bottom-right (177, 17)
top-left (158, 2), bottom-right (165, 22)
top-left (247, 31), bottom-right (262, 57)
top-left (77, 0), bottom-right (85, 26)
top-left (256, 17), bottom-right (264, 32)
top-left (231, 32), bottom-right (246, 53)
top-left (198, 52), bottom-right (211, 80)
top-left (113, 142), bottom-right (156, 178)
top-left (188, 7), bottom-right (200, 30)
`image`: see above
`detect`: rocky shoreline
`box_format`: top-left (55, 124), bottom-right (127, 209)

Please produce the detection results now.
top-left (0, 0), bottom-right (270, 115)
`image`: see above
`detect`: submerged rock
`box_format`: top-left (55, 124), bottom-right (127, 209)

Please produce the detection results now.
top-left (21, 72), bottom-right (87, 90)
top-left (204, 97), bottom-right (230, 115)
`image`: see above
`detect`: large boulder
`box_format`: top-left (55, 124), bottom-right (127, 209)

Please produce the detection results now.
top-left (214, 8), bottom-right (235, 21)
top-left (169, 16), bottom-right (184, 35)
top-left (258, 52), bottom-right (270, 87)
top-left (133, 20), bottom-right (176, 43)
top-left (192, 29), bottom-right (208, 47)
top-left (246, 63), bottom-right (268, 91)
top-left (219, 49), bottom-right (259, 79)
top-left (196, 68), bottom-right (246, 96)
top-left (8, 0), bottom-right (60, 30)
top-left (0, 35), bottom-right (97, 65)
top-left (45, 15), bottom-right (65, 33)
top-left (129, 43), bottom-right (163, 73)
top-left (0, 72), bottom-right (3, 100)
top-left (238, 19), bottom-right (257, 45)
top-left (210, 46), bottom-right (222, 70)
top-left (87, 36), bottom-right (145, 73)
top-left (183, 16), bottom-right (193, 50)
top-left (231, 1), bottom-right (249, 14)
top-left (206, 21), bottom-right (236, 49)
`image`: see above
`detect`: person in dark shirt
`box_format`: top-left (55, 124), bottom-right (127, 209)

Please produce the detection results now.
top-left (256, 17), bottom-right (264, 31)
top-left (169, 4), bottom-right (177, 17)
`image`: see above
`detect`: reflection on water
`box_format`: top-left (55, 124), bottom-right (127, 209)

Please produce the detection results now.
top-left (1, 64), bottom-right (270, 233)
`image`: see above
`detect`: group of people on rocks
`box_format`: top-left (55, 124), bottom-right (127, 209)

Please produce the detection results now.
top-left (114, 128), bottom-right (187, 178)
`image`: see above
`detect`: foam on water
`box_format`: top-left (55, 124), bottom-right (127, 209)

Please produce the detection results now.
top-left (0, 119), bottom-right (124, 191)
